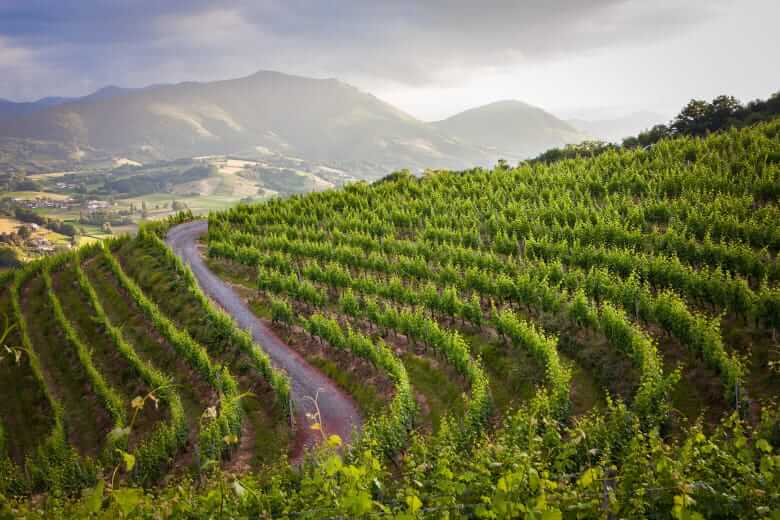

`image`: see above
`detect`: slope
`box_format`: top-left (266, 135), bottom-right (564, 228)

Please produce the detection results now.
top-left (433, 99), bottom-right (587, 160)
top-left (0, 71), bottom-right (489, 172)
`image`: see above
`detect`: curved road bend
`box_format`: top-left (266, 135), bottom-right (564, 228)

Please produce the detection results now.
top-left (166, 220), bottom-right (362, 457)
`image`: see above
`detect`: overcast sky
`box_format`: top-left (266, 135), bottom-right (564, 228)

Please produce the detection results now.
top-left (0, 0), bottom-right (777, 120)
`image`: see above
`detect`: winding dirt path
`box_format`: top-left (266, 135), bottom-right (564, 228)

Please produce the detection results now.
top-left (166, 220), bottom-right (362, 459)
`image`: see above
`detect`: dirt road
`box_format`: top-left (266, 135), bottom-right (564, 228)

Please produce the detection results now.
top-left (166, 220), bottom-right (361, 457)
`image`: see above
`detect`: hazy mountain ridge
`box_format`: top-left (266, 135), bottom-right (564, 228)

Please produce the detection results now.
top-left (567, 111), bottom-right (667, 143)
top-left (433, 100), bottom-right (588, 161)
top-left (0, 71), bottom-right (591, 176)
top-left (0, 96), bottom-right (74, 120)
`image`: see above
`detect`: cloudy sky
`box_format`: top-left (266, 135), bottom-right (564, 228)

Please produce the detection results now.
top-left (0, 0), bottom-right (777, 120)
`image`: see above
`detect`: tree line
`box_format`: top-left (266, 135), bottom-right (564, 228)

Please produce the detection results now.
top-left (531, 92), bottom-right (780, 164)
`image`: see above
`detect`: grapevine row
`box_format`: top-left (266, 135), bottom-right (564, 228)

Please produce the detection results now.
top-left (74, 246), bottom-right (189, 484)
top-left (100, 242), bottom-right (242, 465)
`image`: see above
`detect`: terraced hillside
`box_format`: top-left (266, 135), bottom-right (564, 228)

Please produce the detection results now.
top-left (2, 121), bottom-right (780, 518)
top-left (0, 220), bottom-right (296, 497)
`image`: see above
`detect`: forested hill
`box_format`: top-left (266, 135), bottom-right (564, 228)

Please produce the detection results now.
top-left (532, 92), bottom-right (780, 164)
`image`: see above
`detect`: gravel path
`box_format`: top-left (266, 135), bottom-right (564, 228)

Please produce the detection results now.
top-left (166, 220), bottom-right (361, 457)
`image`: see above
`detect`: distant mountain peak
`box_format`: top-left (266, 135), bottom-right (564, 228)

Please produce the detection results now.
top-left (433, 100), bottom-right (586, 159)
top-left (0, 71), bottom-right (593, 171)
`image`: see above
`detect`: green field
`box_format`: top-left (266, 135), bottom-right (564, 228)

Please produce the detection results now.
top-left (0, 191), bottom-right (71, 201)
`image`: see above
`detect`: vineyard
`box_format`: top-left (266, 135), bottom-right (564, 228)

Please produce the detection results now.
top-left (1, 121), bottom-right (780, 518)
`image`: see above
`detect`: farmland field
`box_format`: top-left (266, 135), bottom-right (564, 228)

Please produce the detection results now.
top-left (0, 217), bottom-right (22, 233)
top-left (1, 121), bottom-right (780, 518)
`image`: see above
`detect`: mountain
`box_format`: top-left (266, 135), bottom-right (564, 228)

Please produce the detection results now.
top-left (0, 72), bottom-right (596, 175)
top-left (0, 96), bottom-right (73, 120)
top-left (0, 87), bottom-right (145, 121)
top-left (432, 100), bottom-right (587, 160)
top-left (567, 111), bottom-right (667, 143)
top-left (0, 71), bottom-right (496, 174)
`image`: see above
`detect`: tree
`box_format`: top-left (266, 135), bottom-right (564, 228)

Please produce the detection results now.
top-left (671, 99), bottom-right (712, 136)
top-left (671, 96), bottom-right (744, 137)
top-left (0, 245), bottom-right (21, 268)
top-left (623, 124), bottom-right (670, 149)
top-left (17, 225), bottom-right (32, 240)
top-left (709, 95), bottom-right (742, 129)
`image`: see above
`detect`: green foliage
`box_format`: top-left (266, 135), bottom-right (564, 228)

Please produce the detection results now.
top-left (100, 240), bottom-right (243, 467)
top-left (494, 307), bottom-right (571, 418)
top-left (43, 265), bottom-right (128, 452)
top-left (73, 247), bottom-right (188, 484)
top-left (301, 313), bottom-right (416, 456)
top-left (4, 118), bottom-right (780, 517)
top-left (532, 91), bottom-right (780, 161)
top-left (6, 265), bottom-right (97, 495)
top-left (137, 229), bottom-right (291, 415)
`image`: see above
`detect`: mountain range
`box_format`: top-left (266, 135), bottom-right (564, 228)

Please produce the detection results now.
top-left (0, 71), bottom-right (621, 176)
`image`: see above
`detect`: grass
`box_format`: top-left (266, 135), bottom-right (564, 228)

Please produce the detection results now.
top-left (0, 290), bottom-right (54, 464)
top-left (20, 274), bottom-right (111, 456)
top-left (29, 207), bottom-right (82, 221)
top-left (205, 256), bottom-right (256, 284)
top-left (36, 228), bottom-right (72, 246)
top-left (465, 330), bottom-right (605, 417)
top-left (464, 332), bottom-right (539, 416)
top-left (209, 257), bottom-right (464, 431)
top-left (401, 353), bottom-right (465, 434)
top-left (0, 217), bottom-right (22, 233)
top-left (0, 216), bottom-right (71, 247)
top-left (562, 353), bottom-right (605, 415)
top-left (241, 396), bottom-right (291, 469)
top-left (207, 256), bottom-right (608, 421)
top-left (0, 191), bottom-right (70, 201)
top-left (723, 318), bottom-right (780, 413)
top-left (554, 325), bottom-right (639, 404)
top-left (308, 356), bottom-right (384, 417)
top-left (25, 171), bottom-right (73, 181)
top-left (120, 194), bottom-right (252, 216)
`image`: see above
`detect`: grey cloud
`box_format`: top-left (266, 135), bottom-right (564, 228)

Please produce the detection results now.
top-left (0, 0), bottom-right (720, 99)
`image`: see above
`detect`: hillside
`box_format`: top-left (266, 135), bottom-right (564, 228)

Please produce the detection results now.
top-left (0, 71), bottom-right (494, 174)
top-left (0, 73), bottom-right (598, 177)
top-left (433, 100), bottom-right (587, 160)
top-left (0, 97), bottom-right (73, 121)
top-left (1, 120), bottom-right (779, 518)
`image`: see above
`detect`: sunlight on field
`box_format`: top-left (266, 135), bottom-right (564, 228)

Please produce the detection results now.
top-left (0, 216), bottom-right (22, 233)
top-left (1, 190), bottom-right (71, 201)
top-left (121, 193), bottom-right (263, 215)
top-left (26, 171), bottom-right (74, 181)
